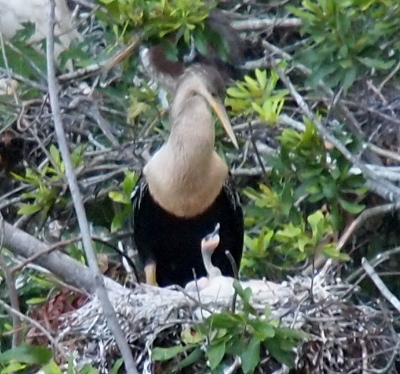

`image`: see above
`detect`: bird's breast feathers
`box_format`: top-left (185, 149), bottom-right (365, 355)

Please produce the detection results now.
top-left (144, 150), bottom-right (228, 218)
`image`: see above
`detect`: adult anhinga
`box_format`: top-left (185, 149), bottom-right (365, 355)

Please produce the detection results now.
top-left (132, 65), bottom-right (244, 287)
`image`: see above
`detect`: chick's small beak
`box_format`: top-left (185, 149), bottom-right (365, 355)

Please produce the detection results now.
top-left (202, 235), bottom-right (220, 253)
top-left (202, 223), bottom-right (221, 253)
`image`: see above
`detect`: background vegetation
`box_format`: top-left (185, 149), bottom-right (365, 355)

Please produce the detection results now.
top-left (1, 0), bottom-right (400, 372)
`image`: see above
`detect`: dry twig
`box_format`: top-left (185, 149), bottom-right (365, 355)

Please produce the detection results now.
top-left (46, 1), bottom-right (138, 372)
top-left (362, 258), bottom-right (400, 313)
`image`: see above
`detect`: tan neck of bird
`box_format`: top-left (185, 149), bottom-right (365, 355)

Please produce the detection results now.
top-left (144, 95), bottom-right (229, 218)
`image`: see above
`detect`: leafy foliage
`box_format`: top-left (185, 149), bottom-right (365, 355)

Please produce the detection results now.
top-left (0, 345), bottom-right (51, 373)
top-left (152, 281), bottom-right (306, 373)
top-left (98, 0), bottom-right (214, 39)
top-left (97, 0), bottom-right (228, 62)
top-left (12, 145), bottom-right (84, 218)
top-left (242, 121), bottom-right (365, 278)
top-left (226, 68), bottom-right (288, 125)
top-left (108, 171), bottom-right (138, 231)
top-left (0, 345), bottom-right (110, 373)
top-left (288, 0), bottom-right (400, 89)
top-left (127, 83), bottom-right (162, 126)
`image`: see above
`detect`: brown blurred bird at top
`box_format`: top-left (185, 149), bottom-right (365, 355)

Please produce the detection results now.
top-left (140, 9), bottom-right (245, 94)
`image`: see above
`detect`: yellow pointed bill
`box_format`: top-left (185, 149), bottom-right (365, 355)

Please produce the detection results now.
top-left (200, 90), bottom-right (239, 149)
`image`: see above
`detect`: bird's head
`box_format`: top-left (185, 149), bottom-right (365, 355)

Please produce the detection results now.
top-left (201, 223), bottom-right (221, 255)
top-left (171, 65), bottom-right (238, 148)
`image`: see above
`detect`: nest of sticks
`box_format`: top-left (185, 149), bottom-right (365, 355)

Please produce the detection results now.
top-left (56, 262), bottom-right (399, 373)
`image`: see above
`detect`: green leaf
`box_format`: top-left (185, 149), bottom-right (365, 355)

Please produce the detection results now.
top-left (342, 67), bottom-right (357, 91)
top-left (152, 345), bottom-right (193, 361)
top-left (208, 312), bottom-right (244, 330)
top-left (49, 145), bottom-right (61, 166)
top-left (358, 57), bottom-right (395, 70)
top-left (110, 358), bottom-right (124, 374)
top-left (338, 198), bottom-right (365, 214)
top-left (122, 171), bottom-right (138, 196)
top-left (111, 211), bottom-right (124, 232)
top-left (233, 281), bottom-right (257, 315)
top-left (227, 87), bottom-right (249, 99)
top-left (268, 342), bottom-right (295, 367)
top-left (322, 245), bottom-right (350, 260)
top-left (241, 337), bottom-right (260, 374)
top-left (0, 345), bottom-right (52, 365)
top-left (26, 297), bottom-right (47, 305)
top-left (193, 28), bottom-right (209, 56)
top-left (321, 179), bottom-right (337, 199)
top-left (275, 224), bottom-right (303, 240)
top-left (249, 320), bottom-right (275, 340)
top-left (255, 69), bottom-right (267, 89)
top-left (1, 362), bottom-right (27, 374)
top-left (173, 347), bottom-right (203, 370)
top-left (78, 364), bottom-right (98, 374)
top-left (264, 338), bottom-right (295, 368)
top-left (17, 204), bottom-right (42, 215)
top-left (67, 356), bottom-right (75, 374)
top-left (225, 336), bottom-right (245, 356)
top-left (307, 210), bottom-right (325, 238)
top-left (277, 327), bottom-right (307, 339)
top-left (207, 342), bottom-right (226, 370)
top-left (42, 360), bottom-right (62, 374)
top-left (108, 191), bottom-right (129, 204)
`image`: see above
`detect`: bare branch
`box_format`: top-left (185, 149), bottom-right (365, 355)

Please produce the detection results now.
top-left (46, 2), bottom-right (138, 373)
top-left (362, 258), bottom-right (400, 314)
top-left (232, 17), bottom-right (302, 31)
top-left (1, 218), bottom-right (95, 291)
top-left (338, 203), bottom-right (400, 252)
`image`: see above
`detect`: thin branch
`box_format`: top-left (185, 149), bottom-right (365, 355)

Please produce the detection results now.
top-left (367, 143), bottom-right (400, 163)
top-left (347, 246), bottom-right (400, 284)
top-left (378, 59), bottom-right (400, 91)
top-left (337, 202), bottom-right (400, 252)
top-left (46, 2), bottom-right (138, 373)
top-left (10, 236), bottom-right (83, 273)
top-left (232, 17), bottom-right (302, 31)
top-left (362, 258), bottom-right (400, 314)
top-left (1, 218), bottom-right (97, 291)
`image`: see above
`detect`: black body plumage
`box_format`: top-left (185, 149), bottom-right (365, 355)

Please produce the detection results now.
top-left (132, 178), bottom-right (243, 287)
